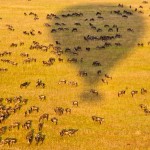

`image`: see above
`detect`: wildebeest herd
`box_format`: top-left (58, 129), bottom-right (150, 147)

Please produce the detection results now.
top-left (0, 0), bottom-right (149, 149)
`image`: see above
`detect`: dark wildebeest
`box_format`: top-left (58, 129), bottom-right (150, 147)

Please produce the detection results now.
top-left (78, 71), bottom-right (88, 77)
top-left (38, 122), bottom-right (44, 131)
top-left (60, 129), bottom-right (78, 136)
top-left (54, 107), bottom-right (64, 116)
top-left (39, 113), bottom-right (49, 122)
top-left (26, 130), bottom-right (34, 144)
top-left (20, 82), bottom-right (30, 88)
top-left (35, 132), bottom-right (45, 145)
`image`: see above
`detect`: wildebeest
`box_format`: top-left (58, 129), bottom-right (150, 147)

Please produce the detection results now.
top-left (58, 58), bottom-right (63, 62)
top-left (72, 101), bottom-right (78, 107)
top-left (20, 52), bottom-right (29, 57)
top-left (139, 104), bottom-right (147, 110)
top-left (36, 79), bottom-right (45, 88)
top-left (92, 116), bottom-right (104, 124)
top-left (26, 130), bottom-right (34, 144)
top-left (35, 132), bottom-right (45, 145)
top-left (118, 90), bottom-right (126, 97)
top-left (20, 82), bottom-right (30, 88)
top-left (92, 61), bottom-right (101, 66)
top-left (30, 106), bottom-right (39, 112)
top-left (0, 126), bottom-right (7, 135)
top-left (65, 108), bottom-right (71, 114)
top-left (8, 122), bottom-right (20, 131)
top-left (51, 117), bottom-right (58, 125)
top-left (127, 28), bottom-right (134, 32)
top-left (51, 29), bottom-right (57, 33)
top-left (39, 95), bottom-right (46, 100)
top-left (42, 61), bottom-right (52, 66)
top-left (38, 122), bottom-right (44, 131)
top-left (97, 28), bottom-right (102, 32)
top-left (72, 28), bottom-right (78, 32)
top-left (22, 120), bottom-right (32, 130)
top-left (58, 79), bottom-right (67, 84)
top-left (141, 88), bottom-right (147, 94)
top-left (131, 90), bottom-right (138, 97)
top-left (39, 113), bottom-right (49, 122)
top-left (74, 22), bottom-right (81, 26)
top-left (54, 107), bottom-right (64, 115)
top-left (105, 74), bottom-right (112, 79)
top-left (68, 81), bottom-right (78, 87)
top-left (90, 89), bottom-right (99, 95)
top-left (67, 58), bottom-right (77, 63)
top-left (60, 129), bottom-right (78, 136)
top-left (143, 108), bottom-right (150, 115)
top-left (1, 138), bottom-right (17, 146)
top-left (97, 70), bottom-right (101, 75)
top-left (101, 79), bottom-right (108, 84)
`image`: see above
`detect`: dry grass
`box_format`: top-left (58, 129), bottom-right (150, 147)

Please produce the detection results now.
top-left (0, 0), bottom-right (150, 149)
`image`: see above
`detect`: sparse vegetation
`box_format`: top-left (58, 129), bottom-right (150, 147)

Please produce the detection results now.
top-left (0, 0), bottom-right (150, 149)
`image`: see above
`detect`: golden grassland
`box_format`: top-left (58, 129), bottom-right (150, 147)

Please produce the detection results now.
top-left (0, 0), bottom-right (150, 149)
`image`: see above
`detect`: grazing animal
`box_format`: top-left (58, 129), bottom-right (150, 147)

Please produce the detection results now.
top-left (54, 107), bottom-right (64, 115)
top-left (22, 120), bottom-right (32, 130)
top-left (0, 126), bottom-right (7, 135)
top-left (30, 106), bottom-right (39, 112)
top-left (143, 108), bottom-right (150, 115)
top-left (92, 61), bottom-right (101, 66)
top-left (65, 108), bottom-right (71, 114)
top-left (58, 79), bottom-right (67, 84)
top-left (20, 82), bottom-right (30, 88)
top-left (51, 117), bottom-right (58, 125)
top-left (72, 28), bottom-right (78, 32)
top-left (38, 122), bottom-right (44, 131)
top-left (1, 138), bottom-right (17, 146)
top-left (39, 113), bottom-right (49, 122)
top-left (139, 104), bottom-right (147, 110)
top-left (58, 58), bottom-right (63, 62)
top-left (42, 61), bottom-right (52, 66)
top-left (131, 90), bottom-right (138, 97)
top-left (20, 52), bottom-right (29, 57)
top-left (73, 101), bottom-right (78, 107)
top-left (26, 130), bottom-right (34, 144)
top-left (35, 132), bottom-right (45, 145)
top-left (118, 90), bottom-right (126, 97)
top-left (105, 74), bottom-right (112, 79)
top-left (90, 89), bottom-right (99, 95)
top-left (68, 81), bottom-right (78, 87)
top-left (127, 28), bottom-right (134, 32)
top-left (74, 22), bottom-right (81, 26)
top-left (8, 122), bottom-right (20, 131)
top-left (97, 70), bottom-right (101, 75)
top-left (51, 29), bottom-right (57, 33)
top-left (86, 47), bottom-right (90, 51)
top-left (141, 88), bottom-right (147, 94)
top-left (92, 116), bottom-right (104, 124)
top-left (36, 79), bottom-right (45, 88)
top-left (60, 129), bottom-right (78, 136)
top-left (39, 95), bottom-right (46, 100)
top-left (97, 28), bottom-right (102, 32)
top-left (67, 58), bottom-right (77, 63)
top-left (101, 79), bottom-right (108, 84)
